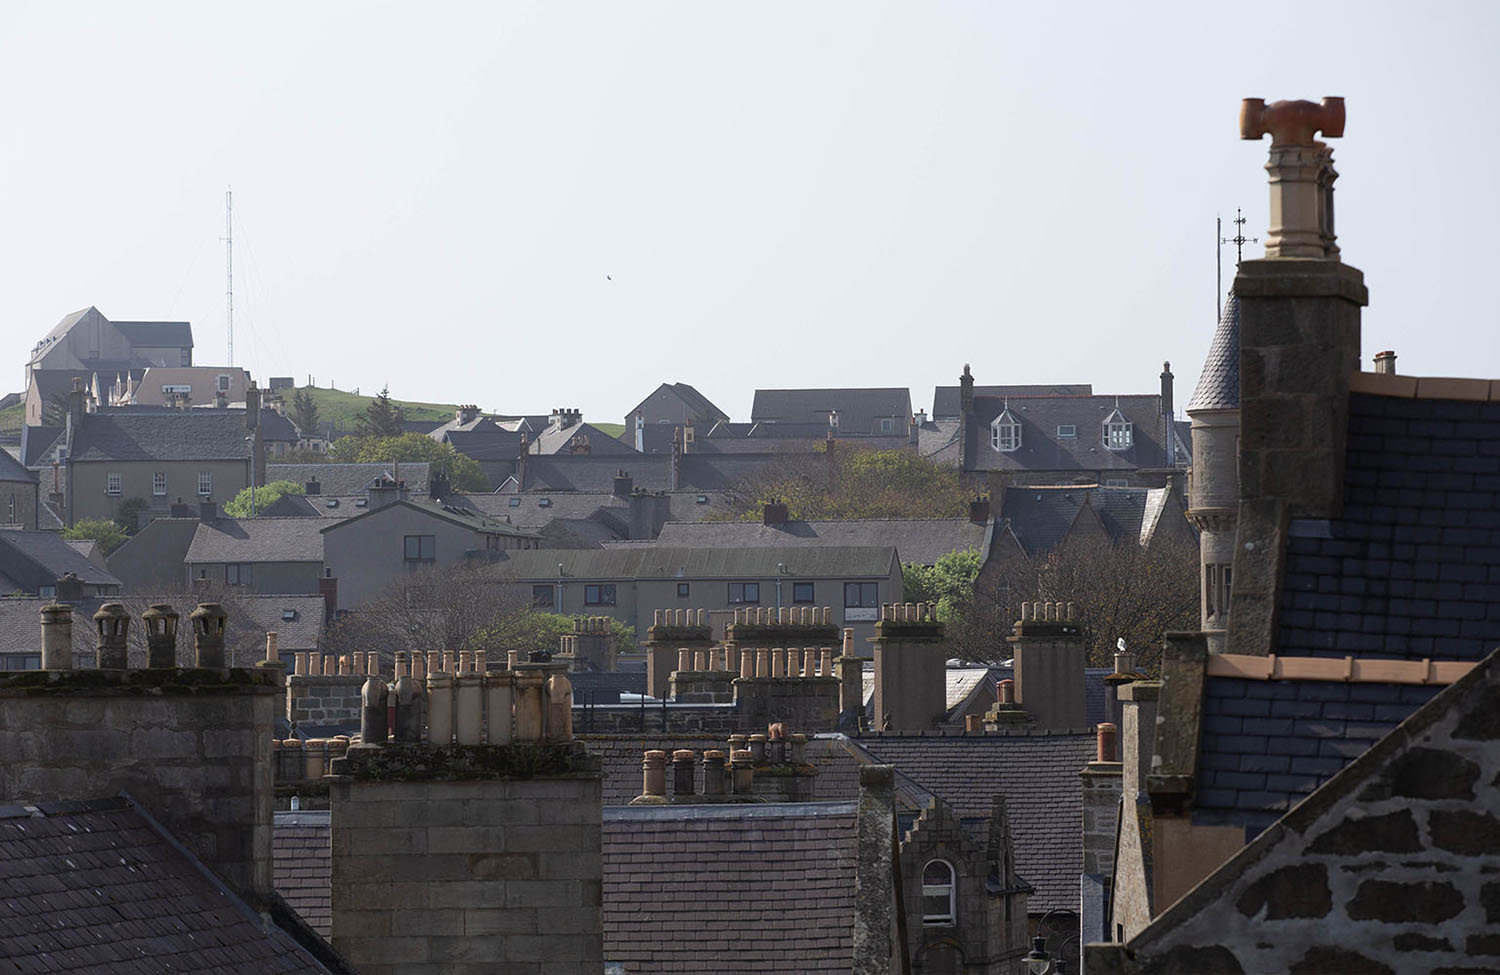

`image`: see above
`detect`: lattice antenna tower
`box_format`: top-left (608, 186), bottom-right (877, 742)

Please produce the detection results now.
top-left (223, 188), bottom-right (234, 366)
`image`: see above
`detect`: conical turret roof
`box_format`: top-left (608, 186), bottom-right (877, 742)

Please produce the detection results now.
top-left (1188, 292), bottom-right (1240, 412)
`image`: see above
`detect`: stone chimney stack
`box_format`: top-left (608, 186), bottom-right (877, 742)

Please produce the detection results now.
top-left (40, 603), bottom-right (73, 670)
top-left (762, 500), bottom-right (789, 526)
top-left (199, 498), bottom-right (217, 523)
top-left (190, 602), bottom-right (229, 668)
top-left (871, 602), bottom-right (947, 732)
top-left (968, 495), bottom-right (991, 524)
top-left (1008, 601), bottom-right (1086, 731)
top-left (93, 602), bottom-right (129, 670)
top-left (1229, 96), bottom-right (1367, 657)
top-left (613, 469), bottom-right (633, 498)
top-left (958, 363), bottom-right (975, 472)
top-left (55, 572), bottom-right (85, 604)
top-left (1160, 361), bottom-right (1175, 467)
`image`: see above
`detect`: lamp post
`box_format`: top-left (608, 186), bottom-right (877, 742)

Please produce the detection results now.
top-left (775, 562), bottom-right (787, 611)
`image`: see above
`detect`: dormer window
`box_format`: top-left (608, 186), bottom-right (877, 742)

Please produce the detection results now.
top-left (1103, 408), bottom-right (1133, 450)
top-left (990, 408), bottom-right (1021, 452)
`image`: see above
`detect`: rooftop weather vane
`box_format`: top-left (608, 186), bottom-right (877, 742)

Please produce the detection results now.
top-left (1217, 208), bottom-right (1258, 320)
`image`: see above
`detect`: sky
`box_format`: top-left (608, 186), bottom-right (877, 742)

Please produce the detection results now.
top-left (2, 2), bottom-right (1495, 424)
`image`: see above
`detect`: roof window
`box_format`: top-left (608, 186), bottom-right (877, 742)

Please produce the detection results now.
top-left (1103, 407), bottom-right (1133, 450)
top-left (990, 407), bottom-right (1021, 452)
top-left (1056, 424), bottom-right (1077, 438)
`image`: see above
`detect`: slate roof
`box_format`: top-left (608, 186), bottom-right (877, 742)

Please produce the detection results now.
top-left (602, 803), bottom-right (857, 972)
top-left (0, 448), bottom-right (37, 483)
top-left (995, 484), bottom-right (1179, 556)
top-left (318, 498), bottom-right (539, 540)
top-left (528, 421), bottom-right (636, 457)
top-left (20, 424), bottom-right (62, 467)
top-left (1192, 676), bottom-right (1441, 834)
top-left (0, 796), bottom-right (328, 974)
top-left (652, 518), bottom-right (988, 567)
top-left (628, 382), bottom-right (728, 424)
top-left (113, 320), bottom-right (193, 349)
top-left (70, 410), bottom-right (253, 463)
top-left (267, 463), bottom-right (431, 498)
top-left (931, 383), bottom-right (1095, 418)
top-left (238, 596), bottom-right (326, 652)
top-left (186, 518), bottom-right (325, 565)
top-left (0, 529), bottom-right (121, 591)
top-left (570, 668), bottom-right (648, 710)
top-left (273, 812), bottom-right (331, 939)
top-left (106, 517), bottom-right (201, 592)
top-left (843, 731), bottom-right (1095, 912)
top-left (521, 455), bottom-right (674, 493)
top-left (1187, 293), bottom-right (1240, 412)
top-left (751, 387), bottom-right (912, 435)
top-left (494, 545), bottom-right (898, 582)
top-left (439, 426), bottom-right (524, 463)
top-left (1274, 392), bottom-right (1500, 662)
top-left (962, 394), bottom-right (1176, 474)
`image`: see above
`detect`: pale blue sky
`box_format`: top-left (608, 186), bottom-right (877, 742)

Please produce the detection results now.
top-left (2, 2), bottom-right (1495, 422)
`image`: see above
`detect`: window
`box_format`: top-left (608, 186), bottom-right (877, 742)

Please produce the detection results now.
top-left (197, 472), bottom-right (212, 496)
top-left (677, 583), bottom-right (691, 598)
top-left (844, 582), bottom-right (879, 608)
top-left (403, 535), bottom-right (436, 563)
top-left (696, 495), bottom-right (709, 504)
top-left (537, 498), bottom-right (552, 507)
top-left (106, 473), bottom-right (121, 495)
top-left (728, 582), bottom-right (760, 604)
top-left (585, 584), bottom-right (616, 606)
top-left (1103, 408), bottom-right (1133, 450)
top-left (990, 409), bottom-right (1021, 452)
top-left (217, 374), bottom-right (231, 393)
top-left (792, 582), bottom-right (815, 603)
top-left (1207, 564), bottom-right (1232, 618)
top-left (532, 585), bottom-right (555, 608)
top-left (1106, 478), bottom-right (1128, 488)
top-left (508, 497), bottom-right (522, 507)
top-left (880, 417), bottom-right (894, 433)
top-left (1056, 424), bottom-right (1077, 438)
top-left (226, 564), bottom-right (252, 586)
top-left (152, 472), bottom-right (167, 496)
top-left (922, 860), bottom-right (956, 925)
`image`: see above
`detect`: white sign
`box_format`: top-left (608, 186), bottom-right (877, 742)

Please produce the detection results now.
top-left (844, 607), bottom-right (878, 622)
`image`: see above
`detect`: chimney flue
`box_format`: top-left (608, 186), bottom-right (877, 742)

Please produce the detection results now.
top-left (1373, 350), bottom-right (1397, 374)
top-left (40, 603), bottom-right (74, 670)
top-left (143, 603), bottom-right (180, 668)
top-left (1240, 96), bottom-right (1345, 259)
top-left (93, 603), bottom-right (130, 670)
top-left (190, 602), bottom-right (229, 668)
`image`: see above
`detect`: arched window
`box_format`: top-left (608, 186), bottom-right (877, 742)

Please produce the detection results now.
top-left (922, 859), bottom-right (956, 924)
top-left (1103, 407), bottom-right (1133, 450)
top-left (990, 408), bottom-right (1021, 452)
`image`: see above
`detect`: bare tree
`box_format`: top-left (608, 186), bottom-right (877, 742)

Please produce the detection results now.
top-left (323, 561), bottom-right (525, 660)
top-left (955, 531), bottom-right (1199, 675)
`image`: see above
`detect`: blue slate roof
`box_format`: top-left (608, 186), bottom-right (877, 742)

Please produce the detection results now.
top-left (1193, 676), bottom-right (1441, 834)
top-left (1186, 292), bottom-right (1240, 412)
top-left (1275, 393), bottom-right (1500, 662)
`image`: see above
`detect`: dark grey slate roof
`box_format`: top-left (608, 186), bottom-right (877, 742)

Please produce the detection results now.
top-left (628, 382), bottom-right (728, 423)
top-left (529, 421), bottom-right (636, 457)
top-left (0, 448), bottom-right (36, 483)
top-left (652, 518), bottom-right (988, 567)
top-left (238, 595), bottom-right (325, 652)
top-left (439, 426), bottom-right (524, 462)
top-left (267, 463), bottom-right (431, 497)
top-left (274, 812), bottom-right (331, 939)
top-left (840, 732), bottom-right (1095, 913)
top-left (0, 796), bottom-right (328, 974)
top-left (1187, 292), bottom-right (1240, 412)
top-left (186, 518), bottom-right (326, 564)
top-left (21, 424), bottom-right (62, 467)
top-left (1193, 676), bottom-right (1441, 834)
top-left (71, 410), bottom-right (253, 463)
top-left (963, 394), bottom-right (1174, 474)
top-left (995, 484), bottom-right (1177, 556)
top-left (494, 545), bottom-right (897, 582)
top-left (106, 517), bottom-right (200, 592)
top-left (751, 387), bottom-right (912, 436)
top-left (113, 320), bottom-right (193, 348)
top-left (677, 452), bottom-right (789, 490)
top-left (0, 529), bottom-right (120, 591)
top-left (1275, 393), bottom-right (1500, 662)
top-left (931, 383), bottom-right (1095, 418)
top-left (318, 498), bottom-right (539, 540)
top-left (570, 668), bottom-right (647, 708)
top-left (521, 455), bottom-right (672, 493)
top-left (603, 803), bottom-right (857, 972)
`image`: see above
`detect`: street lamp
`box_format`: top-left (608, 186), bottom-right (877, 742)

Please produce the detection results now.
top-left (1025, 936), bottom-right (1053, 975)
top-left (775, 562), bottom-right (787, 610)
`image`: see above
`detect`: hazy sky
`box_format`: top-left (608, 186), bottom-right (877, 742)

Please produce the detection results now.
top-left (2, 2), bottom-right (1494, 423)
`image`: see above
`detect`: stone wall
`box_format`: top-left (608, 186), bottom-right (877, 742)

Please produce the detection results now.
top-left (0, 667), bottom-right (280, 904)
top-left (329, 743), bottom-right (604, 975)
top-left (1087, 648), bottom-right (1500, 975)
top-left (871, 604), bottom-right (947, 732)
top-left (734, 675), bottom-right (839, 730)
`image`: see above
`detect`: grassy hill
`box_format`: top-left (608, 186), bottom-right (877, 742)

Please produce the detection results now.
top-left (0, 402), bottom-right (22, 436)
top-left (293, 387), bottom-right (629, 442)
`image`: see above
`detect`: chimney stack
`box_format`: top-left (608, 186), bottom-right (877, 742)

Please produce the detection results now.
top-left (968, 495), bottom-right (991, 524)
top-left (1373, 350), bottom-right (1397, 374)
top-left (55, 572), bottom-right (84, 604)
top-left (762, 500), bottom-right (789, 526)
top-left (199, 499), bottom-right (217, 523)
top-left (190, 602), bottom-right (229, 668)
top-left (40, 603), bottom-right (73, 670)
top-left (1160, 361), bottom-right (1175, 466)
top-left (1008, 601), bottom-right (1086, 731)
top-left (613, 470), bottom-right (633, 498)
top-left (92, 603), bottom-right (130, 670)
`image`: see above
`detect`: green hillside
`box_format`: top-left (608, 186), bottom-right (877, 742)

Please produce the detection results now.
top-left (293, 386), bottom-right (459, 432)
top-left (0, 402), bottom-right (21, 436)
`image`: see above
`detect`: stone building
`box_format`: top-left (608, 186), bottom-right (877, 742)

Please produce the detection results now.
top-left (1087, 96), bottom-right (1500, 973)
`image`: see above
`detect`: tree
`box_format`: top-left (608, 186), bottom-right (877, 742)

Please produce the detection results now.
top-left (955, 530), bottom-right (1200, 674)
top-left (115, 496), bottom-right (152, 534)
top-left (323, 561), bottom-right (526, 659)
top-left (715, 447), bottom-right (972, 521)
top-left (290, 388), bottom-right (320, 436)
top-left (355, 385), bottom-right (406, 438)
top-left (902, 548), bottom-right (982, 622)
top-left (62, 518), bottom-right (129, 556)
top-left (328, 432), bottom-right (488, 491)
top-left (224, 479), bottom-right (305, 518)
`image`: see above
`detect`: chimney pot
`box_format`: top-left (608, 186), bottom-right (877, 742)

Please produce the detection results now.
top-left (189, 602), bottom-right (229, 668)
top-left (1373, 350), bottom-right (1397, 374)
top-left (1097, 722), bottom-right (1119, 763)
top-left (39, 603), bottom-right (74, 670)
top-left (92, 602), bottom-right (130, 670)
